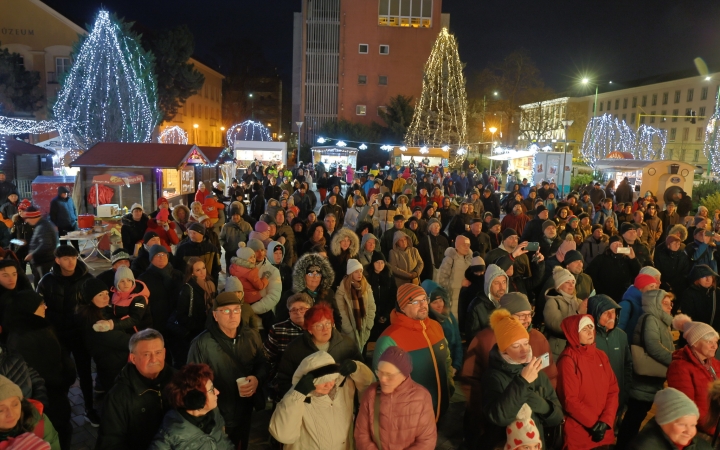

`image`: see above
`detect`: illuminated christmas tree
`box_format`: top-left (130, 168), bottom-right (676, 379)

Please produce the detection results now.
top-left (405, 27), bottom-right (468, 162)
top-left (704, 91), bottom-right (720, 174)
top-left (53, 11), bottom-right (161, 152)
top-left (581, 114), bottom-right (668, 168)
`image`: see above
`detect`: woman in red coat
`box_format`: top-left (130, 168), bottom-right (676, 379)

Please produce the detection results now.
top-left (557, 314), bottom-right (619, 449)
top-left (667, 314), bottom-right (720, 435)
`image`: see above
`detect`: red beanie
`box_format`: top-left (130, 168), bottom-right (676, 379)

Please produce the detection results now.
top-left (634, 274), bottom-right (657, 290)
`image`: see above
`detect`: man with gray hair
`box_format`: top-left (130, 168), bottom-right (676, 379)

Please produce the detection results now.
top-left (97, 329), bottom-right (175, 450)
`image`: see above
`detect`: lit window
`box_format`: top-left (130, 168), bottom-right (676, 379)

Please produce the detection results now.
top-left (379, 45), bottom-right (390, 55)
top-left (356, 105), bottom-right (367, 115)
top-left (359, 44), bottom-right (369, 54)
top-left (378, 0), bottom-right (433, 28)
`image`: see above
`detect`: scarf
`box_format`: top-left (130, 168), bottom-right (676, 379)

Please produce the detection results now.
top-left (194, 276), bottom-right (216, 310)
top-left (111, 280), bottom-right (150, 307)
top-left (501, 348), bottom-right (533, 365)
top-left (692, 349), bottom-right (718, 380)
top-left (343, 275), bottom-right (366, 330)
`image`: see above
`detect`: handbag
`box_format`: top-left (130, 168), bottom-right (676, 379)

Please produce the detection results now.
top-left (165, 284), bottom-right (193, 338)
top-left (631, 314), bottom-right (668, 378)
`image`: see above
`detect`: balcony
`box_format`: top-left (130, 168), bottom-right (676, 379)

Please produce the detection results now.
top-left (47, 72), bottom-right (58, 84)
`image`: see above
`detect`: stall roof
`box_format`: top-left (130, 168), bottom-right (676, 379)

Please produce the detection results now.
top-left (594, 159), bottom-right (658, 171)
top-left (198, 146), bottom-right (225, 164)
top-left (312, 146), bottom-right (358, 156)
top-left (70, 143), bottom-right (209, 169)
top-left (1, 138), bottom-right (54, 155)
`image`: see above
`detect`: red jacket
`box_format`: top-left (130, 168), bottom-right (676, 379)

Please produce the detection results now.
top-left (500, 213), bottom-right (530, 235)
top-left (410, 196), bottom-right (427, 211)
top-left (557, 314), bottom-right (619, 449)
top-left (354, 378), bottom-right (437, 450)
top-left (195, 188), bottom-right (210, 203)
top-left (202, 196), bottom-right (225, 220)
top-left (667, 345), bottom-right (720, 434)
top-left (145, 219), bottom-right (179, 252)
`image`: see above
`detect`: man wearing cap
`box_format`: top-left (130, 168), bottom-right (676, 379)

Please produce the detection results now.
top-left (462, 218), bottom-right (492, 259)
top-left (586, 235), bottom-right (642, 303)
top-left (373, 283), bottom-right (454, 422)
top-left (538, 219), bottom-right (562, 259)
top-left (501, 203), bottom-right (531, 235)
top-left (462, 291), bottom-right (556, 446)
top-left (466, 263), bottom-right (509, 337)
top-left (188, 291), bottom-right (267, 449)
top-left (144, 207), bottom-right (179, 252)
top-left (174, 222), bottom-right (221, 279)
top-left (265, 292), bottom-right (312, 383)
top-left (590, 181), bottom-right (606, 206)
top-left (621, 221), bottom-right (652, 267)
top-left (23, 206), bottom-right (58, 282)
top-left (520, 204), bottom-right (549, 242)
top-left (380, 213), bottom-right (419, 259)
top-left (658, 201), bottom-right (680, 242)
top-left (138, 244), bottom-right (183, 347)
top-left (121, 203), bottom-right (149, 255)
top-left (97, 248), bottom-right (132, 289)
top-left (131, 231), bottom-right (162, 275)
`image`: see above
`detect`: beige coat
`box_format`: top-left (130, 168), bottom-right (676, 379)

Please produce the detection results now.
top-left (544, 288), bottom-right (582, 361)
top-left (436, 247), bottom-right (473, 318)
top-left (269, 352), bottom-right (374, 450)
top-left (389, 231), bottom-right (424, 286)
top-left (334, 276), bottom-right (377, 351)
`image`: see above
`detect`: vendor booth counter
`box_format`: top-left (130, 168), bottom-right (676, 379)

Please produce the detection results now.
top-left (233, 140), bottom-right (287, 167)
top-left (312, 146), bottom-right (358, 171)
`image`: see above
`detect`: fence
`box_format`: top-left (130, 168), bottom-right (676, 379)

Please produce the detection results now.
top-left (14, 179), bottom-right (32, 200)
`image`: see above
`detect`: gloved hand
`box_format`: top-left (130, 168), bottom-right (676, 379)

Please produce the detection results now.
top-left (590, 421), bottom-right (609, 442)
top-left (294, 373), bottom-right (316, 396)
top-left (339, 360), bottom-right (357, 377)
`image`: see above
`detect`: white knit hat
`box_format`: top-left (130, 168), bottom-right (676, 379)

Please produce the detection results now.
top-left (578, 316), bottom-right (594, 332)
top-left (506, 403), bottom-right (541, 450)
top-left (346, 259), bottom-right (363, 275)
top-left (553, 266), bottom-right (575, 290)
top-left (672, 314), bottom-right (719, 345)
top-left (639, 266), bottom-right (661, 280)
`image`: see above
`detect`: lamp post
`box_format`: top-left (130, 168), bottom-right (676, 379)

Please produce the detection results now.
top-left (561, 119), bottom-right (574, 197)
top-left (193, 123), bottom-right (199, 145)
top-left (220, 126), bottom-right (225, 147)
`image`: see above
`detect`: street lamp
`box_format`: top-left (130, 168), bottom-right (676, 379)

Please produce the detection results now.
top-left (489, 126), bottom-right (497, 155)
top-left (193, 123), bottom-right (199, 145)
top-left (220, 126), bottom-right (225, 147)
top-left (561, 119), bottom-right (574, 197)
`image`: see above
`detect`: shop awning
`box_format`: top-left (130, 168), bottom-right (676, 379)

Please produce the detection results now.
top-left (594, 159), bottom-right (655, 171)
top-left (70, 143), bottom-right (210, 169)
top-left (91, 173), bottom-right (145, 185)
top-left (312, 146), bottom-right (359, 156)
top-left (489, 150), bottom-right (536, 161)
top-left (1, 138), bottom-right (54, 155)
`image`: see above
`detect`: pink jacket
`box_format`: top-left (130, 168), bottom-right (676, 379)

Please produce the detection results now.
top-left (354, 377), bottom-right (437, 450)
top-left (346, 166), bottom-right (354, 183)
top-left (229, 260), bottom-right (268, 304)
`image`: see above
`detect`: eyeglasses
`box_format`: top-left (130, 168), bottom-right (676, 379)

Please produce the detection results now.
top-left (217, 308), bottom-right (242, 316)
top-left (375, 369), bottom-right (402, 380)
top-left (306, 271), bottom-right (322, 278)
top-left (513, 312), bottom-right (535, 320)
top-left (312, 322), bottom-right (333, 330)
top-left (408, 298), bottom-right (428, 306)
top-left (207, 384), bottom-right (217, 394)
top-left (289, 307), bottom-right (309, 314)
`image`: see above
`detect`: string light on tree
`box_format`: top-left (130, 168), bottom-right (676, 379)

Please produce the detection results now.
top-left (158, 125), bottom-right (188, 144)
top-left (0, 117), bottom-right (56, 135)
top-left (704, 90), bottom-right (720, 174)
top-left (635, 125), bottom-right (667, 160)
top-left (226, 120), bottom-right (273, 143)
top-left (53, 10), bottom-right (161, 153)
top-left (405, 27), bottom-right (468, 165)
top-left (580, 114), bottom-right (636, 168)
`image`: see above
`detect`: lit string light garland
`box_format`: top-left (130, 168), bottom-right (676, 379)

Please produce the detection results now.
top-left (0, 117), bottom-right (56, 135)
top-left (704, 91), bottom-right (720, 173)
top-left (579, 114), bottom-right (662, 168)
top-left (158, 125), bottom-right (188, 144)
top-left (226, 120), bottom-right (273, 143)
top-left (405, 27), bottom-right (468, 164)
top-left (635, 125), bottom-right (667, 160)
top-left (53, 10), bottom-right (160, 153)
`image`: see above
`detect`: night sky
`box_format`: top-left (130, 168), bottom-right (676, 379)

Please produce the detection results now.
top-left (42, 0), bottom-right (720, 96)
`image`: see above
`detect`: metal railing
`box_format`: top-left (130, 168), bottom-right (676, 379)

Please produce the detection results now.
top-left (13, 179), bottom-right (32, 200)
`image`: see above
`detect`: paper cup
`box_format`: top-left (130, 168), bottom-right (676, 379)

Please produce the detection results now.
top-left (236, 377), bottom-right (249, 397)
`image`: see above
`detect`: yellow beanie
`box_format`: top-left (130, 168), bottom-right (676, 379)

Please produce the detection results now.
top-left (490, 309), bottom-right (529, 352)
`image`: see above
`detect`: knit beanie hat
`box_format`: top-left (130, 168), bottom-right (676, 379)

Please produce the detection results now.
top-left (608, 235), bottom-right (622, 245)
top-left (7, 290), bottom-right (44, 317)
top-left (427, 218), bottom-right (441, 229)
top-left (672, 314), bottom-right (719, 345)
top-left (81, 278), bottom-right (109, 305)
top-left (553, 266), bottom-right (575, 289)
top-left (0, 376), bottom-right (23, 403)
top-left (578, 315), bottom-right (594, 332)
top-left (488, 218), bottom-right (501, 228)
top-left (156, 209), bottom-right (170, 222)
top-left (346, 259), bottom-right (363, 275)
top-left (196, 215), bottom-right (210, 224)
top-left (224, 276), bottom-right (244, 293)
top-left (110, 249), bottom-right (131, 265)
top-left (247, 239), bottom-right (265, 252)
top-left (23, 206), bottom-right (41, 219)
top-left (499, 292), bottom-right (532, 315)
top-left (148, 244), bottom-right (167, 262)
top-left (371, 251), bottom-right (386, 263)
top-left (143, 231), bottom-right (159, 243)
top-left (114, 266), bottom-right (135, 288)
top-left (255, 221), bottom-right (270, 233)
top-left (470, 255), bottom-right (485, 268)
top-left (378, 346), bottom-right (413, 377)
top-left (634, 274), bottom-right (657, 290)
top-left (542, 220), bottom-right (556, 232)
top-left (236, 245), bottom-right (256, 260)
top-left (654, 388), bottom-right (699, 425)
top-left (131, 203), bottom-right (143, 212)
top-left (556, 240), bottom-right (576, 261)
top-left (490, 309), bottom-right (529, 352)
top-left (188, 222), bottom-right (205, 234)
top-left (502, 228), bottom-right (518, 239)
top-left (695, 216), bottom-right (707, 227)
top-left (286, 292), bottom-right (313, 310)
top-left (506, 403), bottom-right (541, 450)
top-left (563, 250), bottom-right (583, 266)
top-left (591, 224), bottom-right (603, 232)
top-left (397, 283), bottom-right (427, 309)
top-left (639, 266), bottom-right (661, 280)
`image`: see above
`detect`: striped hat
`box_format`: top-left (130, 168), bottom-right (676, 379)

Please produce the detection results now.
top-left (397, 284), bottom-right (426, 309)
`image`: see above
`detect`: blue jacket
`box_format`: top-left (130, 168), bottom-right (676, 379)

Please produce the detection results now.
top-left (518, 183), bottom-right (531, 199)
top-left (421, 279), bottom-right (463, 371)
top-left (593, 209), bottom-right (617, 226)
top-left (49, 187), bottom-right (77, 230)
top-left (618, 285), bottom-right (643, 335)
top-left (455, 177), bottom-right (469, 196)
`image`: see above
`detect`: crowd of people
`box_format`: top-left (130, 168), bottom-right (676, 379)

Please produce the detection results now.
top-left (0, 159), bottom-right (717, 449)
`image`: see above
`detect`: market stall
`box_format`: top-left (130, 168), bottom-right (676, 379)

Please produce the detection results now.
top-left (312, 146), bottom-right (358, 172)
top-left (233, 140), bottom-right (287, 166)
top-left (489, 148), bottom-right (536, 180)
top-left (390, 147), bottom-right (449, 167)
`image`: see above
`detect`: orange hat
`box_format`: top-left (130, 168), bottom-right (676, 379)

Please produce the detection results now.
top-left (397, 283), bottom-right (426, 309)
top-left (490, 309), bottom-right (529, 352)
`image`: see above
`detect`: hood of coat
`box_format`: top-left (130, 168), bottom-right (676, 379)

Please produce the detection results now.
top-left (330, 227), bottom-right (360, 257)
top-left (484, 264), bottom-right (508, 300)
top-left (392, 230), bottom-right (413, 249)
top-left (561, 314), bottom-right (595, 352)
top-left (642, 289), bottom-right (673, 326)
top-left (360, 233), bottom-right (379, 251)
top-left (396, 194), bottom-right (409, 205)
top-left (292, 253), bottom-right (335, 293)
top-left (291, 350), bottom-right (340, 386)
top-left (588, 295), bottom-right (621, 333)
top-left (267, 240), bottom-right (285, 262)
top-left (421, 279), bottom-right (450, 314)
top-left (172, 204), bottom-right (191, 223)
top-left (443, 246), bottom-right (472, 264)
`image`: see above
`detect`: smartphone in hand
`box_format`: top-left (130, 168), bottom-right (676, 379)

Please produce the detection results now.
top-left (539, 352), bottom-right (550, 369)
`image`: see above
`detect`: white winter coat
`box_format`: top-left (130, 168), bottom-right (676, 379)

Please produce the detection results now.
top-left (436, 247), bottom-right (473, 317)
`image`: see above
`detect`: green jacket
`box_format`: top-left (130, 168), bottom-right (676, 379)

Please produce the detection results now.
top-left (629, 290), bottom-right (675, 402)
top-left (148, 409), bottom-right (235, 450)
top-left (481, 346), bottom-right (564, 449)
top-left (588, 295), bottom-right (634, 408)
top-left (628, 418), bottom-right (712, 450)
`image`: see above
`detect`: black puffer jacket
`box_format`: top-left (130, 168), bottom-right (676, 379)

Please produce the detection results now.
top-left (171, 279), bottom-right (214, 339)
top-left (28, 218), bottom-right (58, 265)
top-left (188, 321), bottom-right (267, 427)
top-left (36, 260), bottom-right (94, 345)
top-left (654, 242), bottom-right (691, 296)
top-left (417, 232), bottom-right (449, 281)
top-left (0, 266), bottom-right (32, 334)
top-left (364, 264), bottom-right (397, 342)
top-left (121, 212), bottom-right (149, 253)
top-left (0, 345), bottom-right (48, 406)
top-left (77, 306), bottom-right (130, 391)
top-left (138, 263), bottom-right (184, 336)
top-left (96, 363), bottom-right (175, 450)
top-left (585, 249), bottom-right (642, 302)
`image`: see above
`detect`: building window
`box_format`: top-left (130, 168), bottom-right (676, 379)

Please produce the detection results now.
top-left (672, 109), bottom-right (678, 122)
top-left (205, 106), bottom-right (208, 119)
top-left (682, 127), bottom-right (689, 141)
top-left (614, 114), bottom-right (618, 120)
top-left (359, 44), bottom-right (369, 54)
top-left (702, 86), bottom-right (709, 100)
top-left (681, 149), bottom-right (686, 161)
top-left (379, 45), bottom-right (390, 55)
top-left (652, 94), bottom-right (657, 106)
top-left (378, 0), bottom-right (433, 28)
top-left (622, 114), bottom-right (627, 122)
top-left (358, 75), bottom-right (367, 85)
top-left (687, 89), bottom-right (694, 102)
top-left (685, 108), bottom-right (692, 121)
top-left (632, 97), bottom-right (637, 108)
top-left (669, 128), bottom-right (677, 141)
top-left (599, 102), bottom-right (603, 112)
top-left (623, 98), bottom-right (628, 109)
top-left (607, 101), bottom-right (611, 110)
top-left (614, 99), bottom-right (619, 110)
top-left (697, 127), bottom-right (704, 141)
top-left (662, 92), bottom-right (668, 104)
top-left (55, 57), bottom-right (71, 76)
top-left (650, 111), bottom-right (656, 123)
top-left (674, 90), bottom-right (681, 103)
top-left (700, 106), bottom-right (706, 119)
top-left (694, 149), bottom-right (700, 162)
top-left (378, 106), bottom-right (388, 116)
top-left (191, 103), bottom-right (195, 117)
top-left (630, 113), bottom-right (636, 124)
top-left (356, 105), bottom-right (367, 115)
top-left (641, 95), bottom-right (647, 107)
top-left (640, 115), bottom-right (646, 124)
top-left (661, 110), bottom-right (667, 121)
top-left (378, 75), bottom-right (388, 85)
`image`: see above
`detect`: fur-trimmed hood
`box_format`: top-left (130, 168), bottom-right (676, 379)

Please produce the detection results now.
top-left (172, 204), bottom-right (191, 223)
top-left (668, 223), bottom-right (688, 242)
top-left (330, 227), bottom-right (360, 256)
top-left (293, 252), bottom-right (335, 293)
